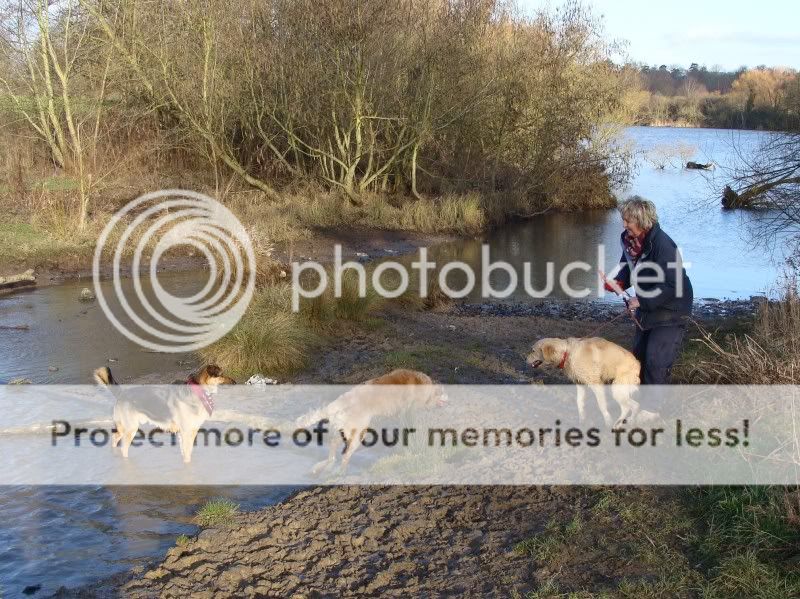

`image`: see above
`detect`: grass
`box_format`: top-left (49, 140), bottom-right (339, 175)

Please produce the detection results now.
top-left (381, 345), bottom-right (451, 371)
top-left (194, 499), bottom-right (239, 527)
top-left (286, 189), bottom-right (489, 236)
top-left (175, 534), bottom-right (191, 547)
top-left (0, 222), bottom-right (52, 255)
top-left (688, 486), bottom-right (800, 573)
top-left (514, 509), bottom-right (587, 563)
top-left (512, 486), bottom-right (800, 598)
top-left (0, 177), bottom-right (506, 277)
top-left (198, 284), bottom-right (318, 377)
top-left (675, 278), bottom-right (799, 384)
top-left (219, 187), bottom-right (494, 244)
top-left (0, 221), bottom-right (93, 269)
top-left (38, 175), bottom-right (80, 192)
top-left (199, 270), bottom-right (386, 377)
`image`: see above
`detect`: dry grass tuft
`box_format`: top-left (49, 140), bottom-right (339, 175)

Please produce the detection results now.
top-left (198, 284), bottom-right (316, 377)
top-left (681, 279), bottom-right (800, 384)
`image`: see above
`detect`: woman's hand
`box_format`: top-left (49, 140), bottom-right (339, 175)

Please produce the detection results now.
top-left (626, 297), bottom-right (640, 311)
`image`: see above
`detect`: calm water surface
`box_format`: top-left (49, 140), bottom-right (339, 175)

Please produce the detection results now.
top-left (431, 126), bottom-right (784, 301)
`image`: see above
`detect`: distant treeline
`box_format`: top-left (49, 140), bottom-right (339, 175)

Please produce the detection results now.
top-left (630, 63), bottom-right (800, 131)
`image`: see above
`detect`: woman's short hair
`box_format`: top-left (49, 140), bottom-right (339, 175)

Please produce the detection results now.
top-left (619, 196), bottom-right (658, 230)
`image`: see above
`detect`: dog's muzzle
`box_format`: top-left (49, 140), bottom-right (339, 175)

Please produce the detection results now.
top-left (530, 359), bottom-right (543, 368)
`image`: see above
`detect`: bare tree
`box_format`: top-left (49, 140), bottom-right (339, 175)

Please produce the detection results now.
top-left (0, 0), bottom-right (107, 228)
top-left (727, 132), bottom-right (800, 239)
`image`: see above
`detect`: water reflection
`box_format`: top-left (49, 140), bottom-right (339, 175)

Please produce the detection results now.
top-left (0, 485), bottom-right (294, 595)
top-left (425, 210), bottom-right (621, 301)
top-left (0, 271), bottom-right (203, 384)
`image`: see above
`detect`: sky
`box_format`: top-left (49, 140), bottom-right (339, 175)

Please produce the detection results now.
top-left (518, 0), bottom-right (800, 71)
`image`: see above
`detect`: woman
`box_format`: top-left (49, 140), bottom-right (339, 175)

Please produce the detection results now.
top-left (605, 197), bottom-right (693, 384)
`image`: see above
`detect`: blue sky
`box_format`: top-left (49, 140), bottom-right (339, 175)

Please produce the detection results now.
top-left (518, 0), bottom-right (800, 70)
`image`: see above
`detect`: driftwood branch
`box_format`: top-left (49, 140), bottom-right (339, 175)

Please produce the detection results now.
top-left (0, 269), bottom-right (37, 294)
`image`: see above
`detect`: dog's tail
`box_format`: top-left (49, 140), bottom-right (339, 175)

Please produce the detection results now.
top-left (295, 406), bottom-right (328, 428)
top-left (93, 366), bottom-right (118, 386)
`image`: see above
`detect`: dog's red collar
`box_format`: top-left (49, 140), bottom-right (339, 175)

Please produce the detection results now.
top-left (557, 351), bottom-right (569, 369)
top-left (187, 380), bottom-right (214, 416)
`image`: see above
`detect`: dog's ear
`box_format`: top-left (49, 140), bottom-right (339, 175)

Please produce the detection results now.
top-left (541, 341), bottom-right (557, 362)
top-left (205, 364), bottom-right (222, 378)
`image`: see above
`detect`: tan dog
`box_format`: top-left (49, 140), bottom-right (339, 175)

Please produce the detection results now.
top-left (93, 364), bottom-right (236, 463)
top-left (527, 337), bottom-right (647, 427)
top-left (296, 369), bottom-right (448, 474)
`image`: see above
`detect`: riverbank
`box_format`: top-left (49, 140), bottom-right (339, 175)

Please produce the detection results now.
top-left (0, 223), bottom-right (454, 287)
top-left (72, 483), bottom-right (799, 598)
top-left (49, 296), bottom-right (800, 598)
top-left (1, 183), bottom-right (612, 281)
top-left (63, 486), bottom-right (684, 598)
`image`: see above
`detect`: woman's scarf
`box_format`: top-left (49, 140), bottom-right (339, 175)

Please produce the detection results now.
top-left (623, 229), bottom-right (648, 261)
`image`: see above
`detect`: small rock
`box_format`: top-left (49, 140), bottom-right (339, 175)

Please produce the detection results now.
top-left (363, 524), bottom-right (386, 539)
top-left (108, 357), bottom-right (119, 363)
top-left (48, 366), bottom-right (59, 372)
top-left (22, 584), bottom-right (41, 595)
top-left (9, 378), bottom-right (32, 385)
top-left (79, 287), bottom-right (95, 302)
top-left (143, 567), bottom-right (169, 580)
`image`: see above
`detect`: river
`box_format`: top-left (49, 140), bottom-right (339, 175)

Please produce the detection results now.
top-left (0, 126), bottom-right (787, 596)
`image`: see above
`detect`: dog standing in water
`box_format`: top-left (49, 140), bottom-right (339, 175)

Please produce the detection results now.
top-left (93, 364), bottom-right (235, 463)
top-left (296, 369), bottom-right (448, 474)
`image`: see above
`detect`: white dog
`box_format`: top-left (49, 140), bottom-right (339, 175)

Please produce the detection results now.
top-left (93, 365), bottom-right (235, 463)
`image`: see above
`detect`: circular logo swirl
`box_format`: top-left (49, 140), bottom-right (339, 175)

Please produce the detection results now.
top-left (92, 190), bottom-right (255, 352)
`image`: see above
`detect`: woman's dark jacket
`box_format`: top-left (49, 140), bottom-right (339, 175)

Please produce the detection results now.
top-left (614, 222), bottom-right (693, 329)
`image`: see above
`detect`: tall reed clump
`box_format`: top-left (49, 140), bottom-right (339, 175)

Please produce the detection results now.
top-left (199, 284), bottom-right (315, 377)
top-left (284, 188), bottom-right (489, 236)
top-left (199, 270), bottom-right (386, 377)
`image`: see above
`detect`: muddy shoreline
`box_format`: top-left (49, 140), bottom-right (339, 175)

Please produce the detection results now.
top-left (50, 296), bottom-right (762, 597)
top-left (0, 228), bottom-right (456, 288)
top-left (58, 486), bottom-right (590, 598)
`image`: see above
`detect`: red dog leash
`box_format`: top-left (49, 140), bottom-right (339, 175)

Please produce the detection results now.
top-left (599, 270), bottom-right (645, 332)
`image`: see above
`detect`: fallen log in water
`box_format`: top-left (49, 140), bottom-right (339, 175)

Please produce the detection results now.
top-left (0, 269), bottom-right (36, 295)
top-left (721, 185), bottom-right (770, 209)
